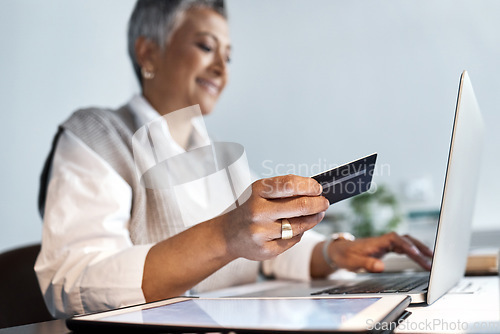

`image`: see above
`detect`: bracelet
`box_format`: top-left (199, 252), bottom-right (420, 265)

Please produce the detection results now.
top-left (322, 232), bottom-right (356, 270)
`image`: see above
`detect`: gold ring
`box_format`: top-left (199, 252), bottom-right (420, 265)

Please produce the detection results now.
top-left (281, 219), bottom-right (293, 240)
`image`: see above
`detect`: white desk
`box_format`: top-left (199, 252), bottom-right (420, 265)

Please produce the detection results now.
top-left (2, 277), bottom-right (496, 333)
top-left (396, 276), bottom-right (499, 333)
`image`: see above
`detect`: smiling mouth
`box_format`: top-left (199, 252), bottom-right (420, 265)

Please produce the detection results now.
top-left (196, 78), bottom-right (220, 96)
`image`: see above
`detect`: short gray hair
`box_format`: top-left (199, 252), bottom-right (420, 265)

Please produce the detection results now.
top-left (128, 0), bottom-right (227, 85)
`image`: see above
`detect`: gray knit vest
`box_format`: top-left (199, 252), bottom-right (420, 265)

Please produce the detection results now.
top-left (40, 105), bottom-right (258, 293)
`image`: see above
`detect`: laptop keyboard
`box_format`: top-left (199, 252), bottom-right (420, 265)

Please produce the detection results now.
top-left (311, 275), bottom-right (429, 295)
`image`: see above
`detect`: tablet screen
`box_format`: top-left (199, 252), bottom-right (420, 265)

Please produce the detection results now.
top-left (100, 297), bottom-right (380, 330)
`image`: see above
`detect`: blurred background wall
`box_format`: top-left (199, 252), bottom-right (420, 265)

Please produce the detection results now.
top-left (1, 0), bottom-right (499, 251)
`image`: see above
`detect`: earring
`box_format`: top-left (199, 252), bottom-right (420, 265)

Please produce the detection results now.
top-left (141, 67), bottom-right (155, 80)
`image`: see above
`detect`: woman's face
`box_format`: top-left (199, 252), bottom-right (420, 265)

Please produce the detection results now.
top-left (149, 7), bottom-right (231, 115)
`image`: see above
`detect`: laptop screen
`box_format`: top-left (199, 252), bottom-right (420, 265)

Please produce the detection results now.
top-left (427, 71), bottom-right (484, 304)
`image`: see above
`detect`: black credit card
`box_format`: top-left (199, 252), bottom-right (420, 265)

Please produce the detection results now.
top-left (311, 153), bottom-right (377, 205)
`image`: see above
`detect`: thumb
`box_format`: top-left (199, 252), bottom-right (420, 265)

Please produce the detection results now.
top-left (349, 254), bottom-right (385, 272)
top-left (366, 258), bottom-right (385, 272)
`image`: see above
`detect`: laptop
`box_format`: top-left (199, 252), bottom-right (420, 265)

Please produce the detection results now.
top-left (211, 71), bottom-right (484, 305)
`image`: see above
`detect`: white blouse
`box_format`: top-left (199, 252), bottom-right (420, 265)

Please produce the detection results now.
top-left (35, 95), bottom-right (324, 317)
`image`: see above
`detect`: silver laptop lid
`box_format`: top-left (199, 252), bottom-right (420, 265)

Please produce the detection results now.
top-left (427, 71), bottom-right (484, 304)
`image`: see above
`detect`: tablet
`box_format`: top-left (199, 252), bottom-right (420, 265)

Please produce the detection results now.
top-left (66, 295), bottom-right (411, 333)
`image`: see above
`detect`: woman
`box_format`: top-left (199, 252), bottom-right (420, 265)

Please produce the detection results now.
top-left (36, 0), bottom-right (432, 318)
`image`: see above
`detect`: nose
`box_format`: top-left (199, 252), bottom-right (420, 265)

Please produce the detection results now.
top-left (211, 49), bottom-right (228, 77)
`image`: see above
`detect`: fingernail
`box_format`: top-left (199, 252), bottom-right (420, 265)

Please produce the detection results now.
top-left (373, 261), bottom-right (384, 272)
top-left (317, 183), bottom-right (323, 194)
